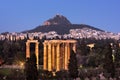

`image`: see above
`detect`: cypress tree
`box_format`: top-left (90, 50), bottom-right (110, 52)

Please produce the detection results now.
top-left (103, 44), bottom-right (115, 78)
top-left (68, 49), bottom-right (78, 79)
top-left (114, 44), bottom-right (120, 68)
top-left (24, 53), bottom-right (38, 80)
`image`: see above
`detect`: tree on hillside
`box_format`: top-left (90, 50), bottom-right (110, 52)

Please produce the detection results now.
top-left (68, 49), bottom-right (78, 79)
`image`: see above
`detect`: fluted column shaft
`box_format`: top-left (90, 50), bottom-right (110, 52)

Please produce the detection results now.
top-left (26, 42), bottom-right (30, 58)
top-left (52, 44), bottom-right (55, 70)
top-left (56, 43), bottom-right (60, 71)
top-left (35, 42), bottom-right (39, 68)
top-left (67, 43), bottom-right (70, 62)
top-left (65, 43), bottom-right (68, 70)
top-left (43, 43), bottom-right (47, 70)
top-left (48, 43), bottom-right (52, 71)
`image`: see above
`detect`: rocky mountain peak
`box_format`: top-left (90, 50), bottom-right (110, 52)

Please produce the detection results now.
top-left (43, 14), bottom-right (71, 26)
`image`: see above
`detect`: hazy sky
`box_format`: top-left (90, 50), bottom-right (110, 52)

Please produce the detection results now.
top-left (0, 0), bottom-right (120, 33)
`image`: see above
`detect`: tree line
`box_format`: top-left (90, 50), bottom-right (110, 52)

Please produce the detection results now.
top-left (0, 38), bottom-right (120, 79)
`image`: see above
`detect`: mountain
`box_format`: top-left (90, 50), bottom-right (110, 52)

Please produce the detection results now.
top-left (43, 14), bottom-right (71, 25)
top-left (23, 14), bottom-right (104, 34)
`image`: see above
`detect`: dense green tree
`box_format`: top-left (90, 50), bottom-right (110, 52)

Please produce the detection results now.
top-left (86, 54), bottom-right (97, 67)
top-left (114, 43), bottom-right (120, 68)
top-left (103, 43), bottom-right (115, 78)
top-left (68, 49), bottom-right (78, 79)
top-left (55, 70), bottom-right (68, 79)
top-left (24, 53), bottom-right (38, 80)
top-left (91, 43), bottom-right (106, 67)
top-left (77, 44), bottom-right (90, 56)
top-left (2, 40), bottom-right (11, 63)
top-left (0, 40), bottom-right (4, 57)
top-left (38, 70), bottom-right (53, 79)
top-left (0, 39), bottom-right (26, 65)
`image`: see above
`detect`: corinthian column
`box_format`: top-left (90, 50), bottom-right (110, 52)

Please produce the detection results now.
top-left (43, 43), bottom-right (47, 70)
top-left (35, 42), bottom-right (39, 68)
top-left (26, 42), bottom-right (30, 58)
top-left (56, 43), bottom-right (60, 71)
top-left (65, 43), bottom-right (68, 70)
top-left (52, 44), bottom-right (55, 70)
top-left (48, 43), bottom-right (52, 71)
top-left (67, 43), bottom-right (70, 61)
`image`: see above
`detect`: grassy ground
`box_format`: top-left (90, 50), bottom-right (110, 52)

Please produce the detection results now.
top-left (0, 68), bottom-right (25, 80)
top-left (0, 68), bottom-right (13, 76)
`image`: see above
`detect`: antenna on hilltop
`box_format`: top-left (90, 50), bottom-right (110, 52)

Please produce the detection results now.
top-left (56, 13), bottom-right (63, 17)
top-left (56, 13), bottom-right (60, 15)
top-left (57, 13), bottom-right (63, 15)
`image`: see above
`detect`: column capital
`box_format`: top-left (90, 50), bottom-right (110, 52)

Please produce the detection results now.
top-left (36, 42), bottom-right (39, 44)
top-left (26, 42), bottom-right (29, 44)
